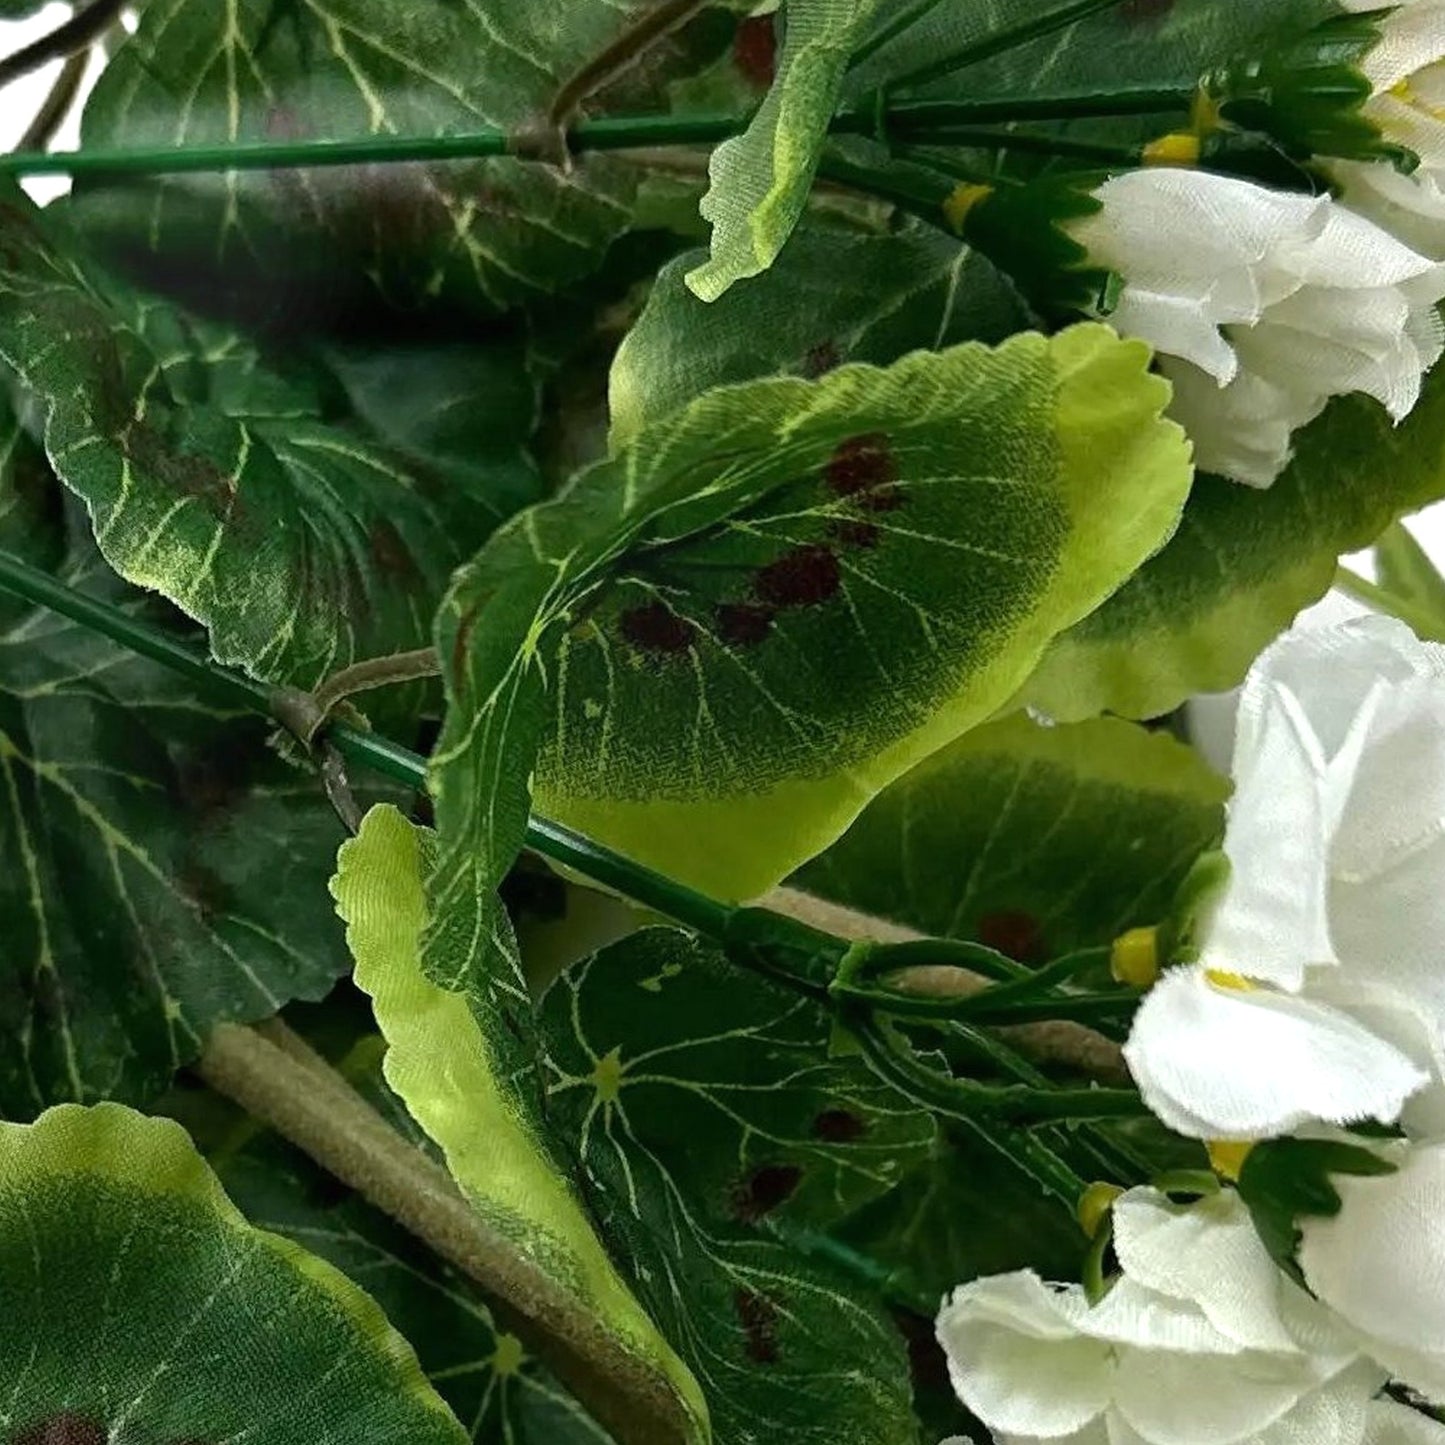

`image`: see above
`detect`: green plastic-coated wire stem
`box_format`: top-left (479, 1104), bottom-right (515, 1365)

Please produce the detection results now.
top-left (0, 547), bottom-right (736, 940)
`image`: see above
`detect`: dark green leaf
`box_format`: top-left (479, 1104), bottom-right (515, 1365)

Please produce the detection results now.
top-left (1237, 1137), bottom-right (1397, 1270)
top-left (537, 927), bottom-right (931, 1445)
top-left (0, 187), bottom-right (521, 698)
top-left (610, 221), bottom-right (1027, 443)
top-left (73, 0), bottom-right (644, 321)
top-left (795, 714), bottom-right (1228, 961)
top-left (0, 1102), bottom-right (466, 1442)
top-left (1026, 376), bottom-right (1445, 722)
top-left (0, 468), bottom-right (376, 1114)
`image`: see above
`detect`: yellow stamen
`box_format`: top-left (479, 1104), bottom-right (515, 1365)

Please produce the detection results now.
top-left (1077, 1181), bottom-right (1124, 1237)
top-left (1207, 1139), bottom-right (1255, 1181)
top-left (1190, 88), bottom-right (1223, 136)
top-left (1111, 927), bottom-right (1160, 989)
top-left (1205, 969), bottom-right (1256, 992)
top-left (1143, 131), bottom-right (1201, 167)
top-left (943, 182), bottom-right (993, 233)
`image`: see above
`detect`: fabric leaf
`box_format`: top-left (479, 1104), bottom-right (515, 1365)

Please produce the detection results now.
top-left (0, 1102), bottom-right (466, 1443)
top-left (687, 0), bottom-right (881, 301)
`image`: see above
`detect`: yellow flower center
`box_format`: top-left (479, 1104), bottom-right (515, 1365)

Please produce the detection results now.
top-left (1207, 1139), bottom-right (1256, 1181)
top-left (1204, 969), bottom-right (1256, 992)
top-left (943, 182), bottom-right (992, 233)
top-left (1143, 131), bottom-right (1201, 167)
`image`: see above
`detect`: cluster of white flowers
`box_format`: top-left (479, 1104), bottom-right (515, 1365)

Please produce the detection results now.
top-left (936, 620), bottom-right (1445, 1444)
top-left (1066, 0), bottom-right (1445, 489)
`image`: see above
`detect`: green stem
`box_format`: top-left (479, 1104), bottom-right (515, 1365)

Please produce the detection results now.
top-left (0, 548), bottom-right (735, 941)
top-left (0, 92), bottom-right (1185, 181)
top-left (848, 0), bottom-right (952, 71)
top-left (918, 126), bottom-right (1142, 165)
top-left (886, 0), bottom-right (1131, 95)
top-left (1335, 564), bottom-right (1445, 640)
top-left (850, 1012), bottom-right (1146, 1126)
top-left (852, 936), bottom-right (1028, 984)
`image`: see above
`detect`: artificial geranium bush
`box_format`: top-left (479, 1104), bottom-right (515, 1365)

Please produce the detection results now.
top-left (0, 1), bottom-right (1444, 1444)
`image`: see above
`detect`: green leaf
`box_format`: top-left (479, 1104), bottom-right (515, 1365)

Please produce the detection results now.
top-left (537, 927), bottom-right (929, 1445)
top-left (1374, 522), bottom-right (1445, 640)
top-left (795, 713), bottom-right (1228, 960)
top-left (170, 1046), bottom-right (612, 1445)
top-left (1025, 376), bottom-right (1445, 722)
top-left (434, 323), bottom-right (1190, 914)
top-left (0, 187), bottom-right (512, 696)
top-left (834, 1128), bottom-right (1083, 1307)
top-left (0, 466), bottom-right (373, 1115)
top-left (0, 1102), bottom-right (466, 1442)
top-left (73, 0), bottom-right (642, 319)
top-left (688, 0), bottom-right (882, 301)
top-left (331, 804), bottom-right (710, 1445)
top-left (611, 221), bottom-right (1026, 444)
top-left (1237, 1137), bottom-right (1397, 1270)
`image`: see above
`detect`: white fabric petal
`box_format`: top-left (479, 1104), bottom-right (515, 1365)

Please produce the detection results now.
top-left (1203, 682), bottom-right (1338, 988)
top-left (1299, 1144), bottom-right (1445, 1358)
top-left (1365, 1400), bottom-right (1445, 1445)
top-left (1124, 967), bottom-right (1426, 1140)
top-left (1110, 1189), bottom-right (1301, 1354)
top-left (937, 1274), bottom-right (1113, 1438)
top-left (1073, 168), bottom-right (1443, 487)
top-left (1111, 1347), bottom-right (1318, 1445)
top-left (1076, 1277), bottom-right (1243, 1356)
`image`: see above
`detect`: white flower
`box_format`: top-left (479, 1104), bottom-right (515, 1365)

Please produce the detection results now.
top-left (1299, 1140), bottom-right (1445, 1404)
top-left (1366, 1399), bottom-right (1445, 1443)
top-left (935, 1186), bottom-right (1379, 1445)
top-left (1124, 616), bottom-right (1445, 1142)
top-left (1333, 1), bottom-right (1445, 257)
top-left (1068, 168), bottom-right (1445, 488)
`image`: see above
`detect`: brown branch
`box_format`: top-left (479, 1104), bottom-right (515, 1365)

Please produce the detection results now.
top-left (548, 0), bottom-right (715, 130)
top-left (759, 885), bottom-right (1129, 1083)
top-left (17, 47), bottom-right (88, 153)
top-left (198, 1022), bottom-right (699, 1445)
top-left (0, 0), bottom-right (125, 94)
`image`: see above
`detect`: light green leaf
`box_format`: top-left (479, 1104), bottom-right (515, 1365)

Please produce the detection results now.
top-left (432, 323), bottom-right (1190, 921)
top-left (1373, 522), bottom-right (1445, 640)
top-left (1025, 378), bottom-right (1445, 722)
top-left (688, 0), bottom-right (881, 301)
top-left (331, 804), bottom-right (709, 1445)
top-left (795, 713), bottom-right (1228, 959)
top-left (538, 927), bottom-right (928, 1444)
top-left (0, 188), bottom-right (512, 696)
top-left (173, 1043), bottom-right (612, 1445)
top-left (0, 456), bottom-right (375, 1115)
top-left (0, 1102), bottom-right (465, 1443)
top-left (74, 0), bottom-right (642, 318)
top-left (611, 221), bottom-right (1026, 444)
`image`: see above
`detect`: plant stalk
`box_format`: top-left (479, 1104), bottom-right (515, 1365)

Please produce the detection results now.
top-left (0, 0), bottom-right (124, 93)
top-left (198, 1023), bottom-right (696, 1445)
top-left (0, 91), bottom-right (1191, 180)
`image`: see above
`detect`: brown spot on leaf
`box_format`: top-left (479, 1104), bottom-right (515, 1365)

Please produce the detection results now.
top-left (828, 519), bottom-right (881, 550)
top-left (177, 863), bottom-right (234, 925)
top-left (802, 341), bottom-right (842, 378)
top-left (368, 520), bottom-right (419, 582)
top-left (730, 1164), bottom-right (803, 1222)
top-left (733, 15), bottom-right (777, 88)
top-left (753, 544), bottom-right (841, 609)
top-left (857, 483), bottom-right (903, 514)
top-left (620, 601), bottom-right (696, 656)
top-left (11, 1414), bottom-right (109, 1445)
top-left (977, 910), bottom-right (1046, 965)
top-left (825, 434), bottom-right (896, 498)
top-left (812, 1109), bottom-right (866, 1143)
top-left (716, 601), bottom-right (775, 647)
top-left (450, 602), bottom-right (480, 685)
top-left (734, 1288), bottom-right (780, 1364)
